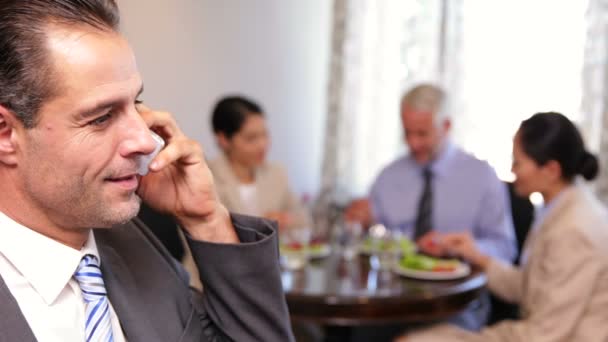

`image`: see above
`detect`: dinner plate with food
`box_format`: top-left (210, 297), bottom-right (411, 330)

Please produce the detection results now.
top-left (392, 253), bottom-right (471, 280)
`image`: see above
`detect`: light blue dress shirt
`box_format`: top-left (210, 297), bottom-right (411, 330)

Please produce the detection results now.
top-left (370, 142), bottom-right (516, 262)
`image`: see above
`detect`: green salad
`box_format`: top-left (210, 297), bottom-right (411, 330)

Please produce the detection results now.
top-left (399, 254), bottom-right (460, 272)
top-left (362, 237), bottom-right (415, 254)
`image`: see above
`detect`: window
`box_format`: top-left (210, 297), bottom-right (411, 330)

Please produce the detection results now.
top-left (456, 0), bottom-right (588, 181)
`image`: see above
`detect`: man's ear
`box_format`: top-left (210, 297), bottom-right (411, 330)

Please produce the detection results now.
top-left (0, 104), bottom-right (20, 165)
top-left (442, 117), bottom-right (452, 134)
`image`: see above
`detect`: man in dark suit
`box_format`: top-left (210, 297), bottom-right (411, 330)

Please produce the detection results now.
top-left (0, 1), bottom-right (293, 341)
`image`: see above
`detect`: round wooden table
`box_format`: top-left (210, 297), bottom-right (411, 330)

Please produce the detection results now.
top-left (282, 252), bottom-right (487, 326)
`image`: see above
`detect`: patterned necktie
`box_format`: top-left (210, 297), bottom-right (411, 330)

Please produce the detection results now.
top-left (74, 254), bottom-right (115, 342)
top-left (414, 167), bottom-right (433, 240)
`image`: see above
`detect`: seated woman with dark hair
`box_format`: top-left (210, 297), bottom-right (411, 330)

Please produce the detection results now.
top-left (208, 95), bottom-right (311, 230)
top-left (398, 112), bottom-right (608, 341)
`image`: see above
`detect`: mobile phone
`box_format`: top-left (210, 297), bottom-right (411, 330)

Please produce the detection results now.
top-left (137, 130), bottom-right (165, 176)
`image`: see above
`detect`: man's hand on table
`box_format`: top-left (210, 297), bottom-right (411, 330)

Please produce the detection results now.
top-left (416, 231), bottom-right (449, 256)
top-left (344, 198), bottom-right (373, 227)
top-left (416, 231), bottom-right (491, 270)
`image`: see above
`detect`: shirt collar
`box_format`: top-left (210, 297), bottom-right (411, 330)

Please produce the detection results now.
top-left (408, 141), bottom-right (456, 178)
top-left (0, 211), bottom-right (100, 305)
top-left (532, 184), bottom-right (572, 230)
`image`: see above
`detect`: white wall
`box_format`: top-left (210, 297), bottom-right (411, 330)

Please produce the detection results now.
top-left (118, 0), bottom-right (331, 197)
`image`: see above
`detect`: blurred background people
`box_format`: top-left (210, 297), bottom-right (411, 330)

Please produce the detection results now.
top-left (346, 83), bottom-right (516, 265)
top-left (400, 112), bottom-right (608, 341)
top-left (344, 84), bottom-right (516, 338)
top-left (209, 95), bottom-right (312, 231)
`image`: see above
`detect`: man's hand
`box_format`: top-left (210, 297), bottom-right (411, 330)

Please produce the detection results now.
top-left (416, 231), bottom-right (448, 257)
top-left (440, 232), bottom-right (491, 269)
top-left (135, 104), bottom-right (238, 243)
top-left (344, 198), bottom-right (373, 227)
top-left (264, 211), bottom-right (294, 231)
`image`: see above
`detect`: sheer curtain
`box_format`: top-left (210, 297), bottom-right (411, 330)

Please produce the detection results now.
top-left (317, 0), bottom-right (446, 212)
top-left (317, 0), bottom-right (607, 218)
top-left (582, 0), bottom-right (608, 203)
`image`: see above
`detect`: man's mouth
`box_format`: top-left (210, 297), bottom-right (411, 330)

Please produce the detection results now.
top-left (105, 174), bottom-right (139, 191)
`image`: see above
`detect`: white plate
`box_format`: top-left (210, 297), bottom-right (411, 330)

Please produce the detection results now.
top-left (392, 262), bottom-right (471, 280)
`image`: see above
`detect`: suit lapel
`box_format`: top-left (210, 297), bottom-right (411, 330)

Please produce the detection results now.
top-left (0, 274), bottom-right (37, 342)
top-left (96, 238), bottom-right (163, 342)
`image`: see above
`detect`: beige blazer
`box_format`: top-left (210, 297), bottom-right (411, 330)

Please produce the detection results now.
top-left (209, 155), bottom-right (311, 229)
top-left (409, 183), bottom-right (608, 342)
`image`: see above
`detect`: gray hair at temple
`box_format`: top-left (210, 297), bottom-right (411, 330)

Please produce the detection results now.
top-left (0, 0), bottom-right (120, 128)
top-left (400, 84), bottom-right (449, 125)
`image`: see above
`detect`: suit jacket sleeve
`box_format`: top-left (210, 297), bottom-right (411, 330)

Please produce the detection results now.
top-left (485, 259), bottom-right (523, 304)
top-left (473, 174), bottom-right (517, 263)
top-left (185, 214), bottom-right (295, 342)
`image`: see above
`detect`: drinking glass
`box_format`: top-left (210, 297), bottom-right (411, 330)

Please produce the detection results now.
top-left (336, 221), bottom-right (363, 260)
top-left (368, 224), bottom-right (399, 270)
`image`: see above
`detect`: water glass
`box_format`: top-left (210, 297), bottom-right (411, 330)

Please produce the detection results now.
top-left (368, 225), bottom-right (399, 270)
top-left (336, 221), bottom-right (363, 260)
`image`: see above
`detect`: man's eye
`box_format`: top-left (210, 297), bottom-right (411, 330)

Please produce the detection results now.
top-left (89, 113), bottom-right (113, 126)
top-left (135, 99), bottom-right (143, 105)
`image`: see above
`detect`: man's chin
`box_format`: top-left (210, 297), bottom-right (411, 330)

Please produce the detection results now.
top-left (413, 154), bottom-right (431, 164)
top-left (96, 196), bottom-right (142, 228)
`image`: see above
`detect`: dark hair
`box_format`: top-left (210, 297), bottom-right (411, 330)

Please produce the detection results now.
top-left (0, 0), bottom-right (120, 128)
top-left (211, 96), bottom-right (264, 138)
top-left (518, 112), bottom-right (598, 181)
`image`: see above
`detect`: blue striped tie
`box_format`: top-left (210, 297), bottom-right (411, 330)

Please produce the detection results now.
top-left (74, 254), bottom-right (115, 342)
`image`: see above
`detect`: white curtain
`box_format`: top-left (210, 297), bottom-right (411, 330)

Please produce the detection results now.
top-left (317, 0), bottom-right (448, 203)
top-left (316, 0), bottom-right (608, 222)
top-left (313, 0), bottom-right (459, 232)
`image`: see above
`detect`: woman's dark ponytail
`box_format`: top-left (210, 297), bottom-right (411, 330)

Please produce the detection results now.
top-left (578, 150), bottom-right (599, 181)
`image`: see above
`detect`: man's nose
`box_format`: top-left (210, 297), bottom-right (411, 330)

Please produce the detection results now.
top-left (118, 114), bottom-right (157, 158)
top-left (407, 137), bottom-right (422, 151)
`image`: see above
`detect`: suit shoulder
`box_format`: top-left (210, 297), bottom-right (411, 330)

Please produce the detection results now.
top-left (207, 156), bottom-right (224, 174)
top-left (258, 161), bottom-right (289, 181)
top-left (568, 189), bottom-right (608, 246)
top-left (208, 156), bottom-right (234, 185)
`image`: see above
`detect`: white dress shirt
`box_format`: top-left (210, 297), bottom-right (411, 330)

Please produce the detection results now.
top-left (0, 211), bottom-right (127, 342)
